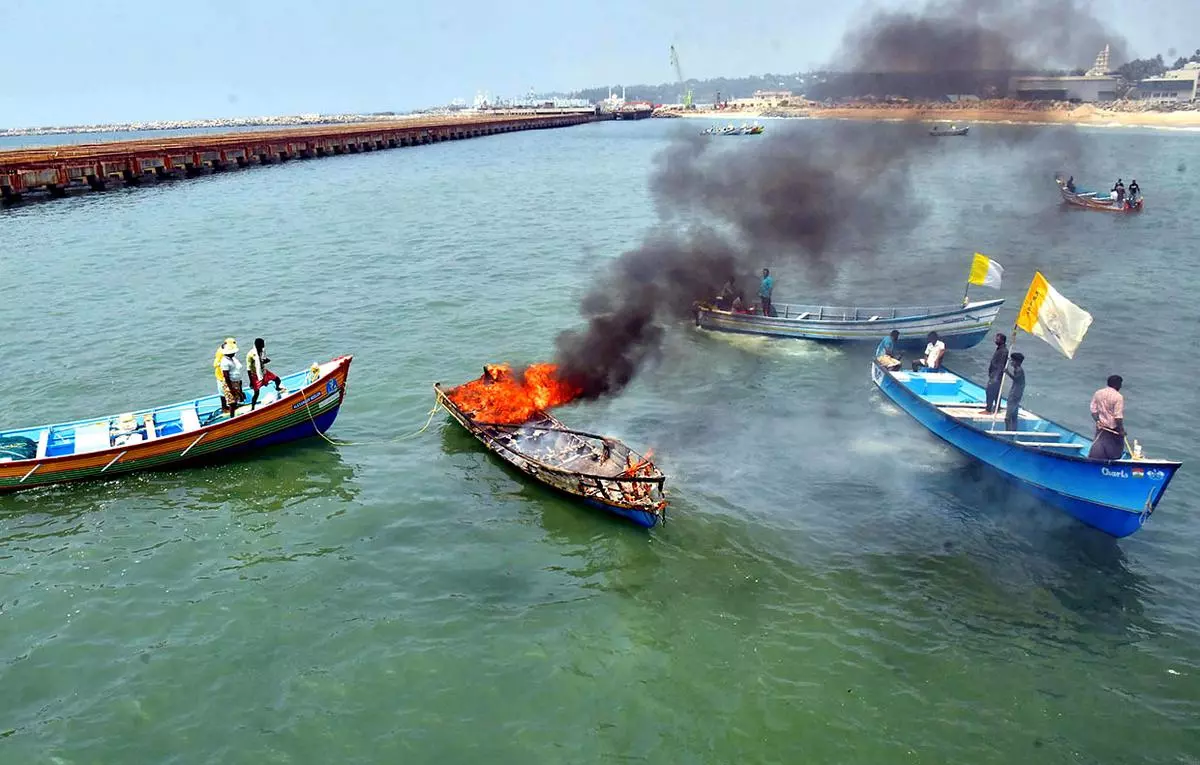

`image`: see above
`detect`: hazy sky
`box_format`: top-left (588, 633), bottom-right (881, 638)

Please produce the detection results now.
top-left (0, 0), bottom-right (1191, 126)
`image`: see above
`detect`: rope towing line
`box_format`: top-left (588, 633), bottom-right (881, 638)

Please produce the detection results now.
top-left (296, 369), bottom-right (443, 448)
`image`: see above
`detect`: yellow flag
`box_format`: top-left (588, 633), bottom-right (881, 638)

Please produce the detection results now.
top-left (1017, 271), bottom-right (1093, 359)
top-left (967, 253), bottom-right (1003, 288)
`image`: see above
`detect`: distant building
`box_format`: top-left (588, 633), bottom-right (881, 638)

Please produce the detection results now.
top-left (1009, 45), bottom-right (1120, 102)
top-left (1133, 62), bottom-right (1200, 103)
top-left (728, 90), bottom-right (798, 109)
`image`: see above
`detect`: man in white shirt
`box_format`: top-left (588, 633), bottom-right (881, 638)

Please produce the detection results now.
top-left (911, 331), bottom-right (946, 372)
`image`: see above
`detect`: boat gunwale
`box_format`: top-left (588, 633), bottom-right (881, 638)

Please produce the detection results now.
top-left (0, 356), bottom-right (352, 467)
top-left (433, 384), bottom-right (666, 488)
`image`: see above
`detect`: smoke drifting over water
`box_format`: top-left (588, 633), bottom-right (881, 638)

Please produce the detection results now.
top-left (555, 0), bottom-right (1121, 400)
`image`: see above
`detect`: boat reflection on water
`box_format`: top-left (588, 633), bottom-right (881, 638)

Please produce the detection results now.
top-left (915, 462), bottom-right (1152, 630)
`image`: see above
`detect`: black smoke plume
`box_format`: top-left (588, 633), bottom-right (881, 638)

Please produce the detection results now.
top-left (555, 0), bottom-right (1122, 399)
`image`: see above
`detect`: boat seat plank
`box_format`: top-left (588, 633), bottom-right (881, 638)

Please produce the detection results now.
top-left (36, 429), bottom-right (50, 459)
top-left (1014, 441), bottom-right (1085, 449)
top-left (990, 431), bottom-right (1063, 437)
top-left (180, 407), bottom-right (202, 433)
top-left (796, 312), bottom-right (810, 320)
top-left (143, 414), bottom-right (157, 440)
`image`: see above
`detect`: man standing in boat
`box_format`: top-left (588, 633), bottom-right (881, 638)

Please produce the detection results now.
top-left (757, 268), bottom-right (774, 317)
top-left (215, 338), bottom-right (245, 417)
top-left (246, 337), bottom-right (284, 410)
top-left (1088, 375), bottom-right (1126, 460)
top-left (984, 332), bottom-right (1009, 414)
top-left (1003, 353), bottom-right (1025, 431)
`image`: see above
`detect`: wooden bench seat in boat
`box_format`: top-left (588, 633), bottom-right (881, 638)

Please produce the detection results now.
top-left (36, 429), bottom-right (50, 459)
top-left (1014, 441), bottom-right (1086, 450)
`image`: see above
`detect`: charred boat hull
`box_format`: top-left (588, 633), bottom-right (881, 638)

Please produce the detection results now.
top-left (434, 383), bottom-right (667, 528)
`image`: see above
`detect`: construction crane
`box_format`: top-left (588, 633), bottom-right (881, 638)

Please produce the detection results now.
top-left (669, 45), bottom-right (694, 109)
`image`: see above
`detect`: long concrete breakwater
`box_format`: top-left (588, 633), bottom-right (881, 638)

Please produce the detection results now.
top-left (0, 111), bottom-right (597, 204)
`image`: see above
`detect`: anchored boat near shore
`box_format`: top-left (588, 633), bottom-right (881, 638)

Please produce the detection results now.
top-left (0, 357), bottom-right (352, 493)
top-left (929, 124), bottom-right (970, 136)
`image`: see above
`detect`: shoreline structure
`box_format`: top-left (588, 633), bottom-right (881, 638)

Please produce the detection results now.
top-left (6, 99), bottom-right (1200, 139)
top-left (663, 99), bottom-right (1200, 129)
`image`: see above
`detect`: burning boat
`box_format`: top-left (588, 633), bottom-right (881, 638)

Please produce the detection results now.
top-left (434, 364), bottom-right (667, 528)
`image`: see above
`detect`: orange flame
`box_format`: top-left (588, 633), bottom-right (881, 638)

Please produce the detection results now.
top-left (446, 363), bottom-right (582, 424)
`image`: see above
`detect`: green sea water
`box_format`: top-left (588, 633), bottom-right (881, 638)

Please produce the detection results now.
top-left (1, 119), bottom-right (1198, 763)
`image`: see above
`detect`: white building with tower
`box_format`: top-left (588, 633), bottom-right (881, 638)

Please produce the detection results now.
top-left (1008, 45), bottom-right (1121, 102)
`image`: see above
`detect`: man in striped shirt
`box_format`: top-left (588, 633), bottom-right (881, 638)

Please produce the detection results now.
top-left (1087, 375), bottom-right (1125, 460)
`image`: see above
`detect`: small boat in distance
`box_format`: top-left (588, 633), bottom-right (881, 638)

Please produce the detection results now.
top-left (871, 362), bottom-right (1180, 537)
top-left (930, 124), bottom-right (969, 136)
top-left (0, 356), bottom-right (353, 494)
top-left (435, 369), bottom-right (667, 528)
top-left (694, 298), bottom-right (1004, 349)
top-left (702, 123), bottom-right (765, 136)
top-left (1055, 174), bottom-right (1144, 212)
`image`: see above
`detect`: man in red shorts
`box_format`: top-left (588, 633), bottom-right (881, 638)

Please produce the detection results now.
top-left (246, 337), bottom-right (284, 410)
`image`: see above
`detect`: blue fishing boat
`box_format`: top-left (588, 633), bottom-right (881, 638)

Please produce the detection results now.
top-left (871, 362), bottom-right (1181, 537)
top-left (695, 298), bottom-right (1004, 350)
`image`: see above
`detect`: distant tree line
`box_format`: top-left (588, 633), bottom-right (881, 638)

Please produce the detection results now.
top-left (1116, 49), bottom-right (1200, 82)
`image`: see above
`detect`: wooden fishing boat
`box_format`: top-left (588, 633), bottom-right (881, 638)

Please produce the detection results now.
top-left (695, 298), bottom-right (1004, 350)
top-left (871, 361), bottom-right (1181, 537)
top-left (434, 382), bottom-right (667, 528)
top-left (1055, 175), bottom-right (1144, 212)
top-left (0, 356), bottom-right (352, 494)
top-left (930, 125), bottom-right (969, 136)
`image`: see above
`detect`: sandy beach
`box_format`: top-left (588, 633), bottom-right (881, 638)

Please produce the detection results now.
top-left (666, 101), bottom-right (1200, 130)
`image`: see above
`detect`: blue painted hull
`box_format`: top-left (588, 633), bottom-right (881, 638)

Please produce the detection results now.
top-left (583, 497), bottom-right (660, 528)
top-left (234, 405), bottom-right (342, 453)
top-left (871, 363), bottom-right (1181, 538)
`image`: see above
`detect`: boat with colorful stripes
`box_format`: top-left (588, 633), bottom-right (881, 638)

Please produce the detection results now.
top-left (695, 299), bottom-right (1004, 350)
top-left (0, 356), bottom-right (352, 493)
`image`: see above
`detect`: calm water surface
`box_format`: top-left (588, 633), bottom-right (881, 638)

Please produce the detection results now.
top-left (2, 119), bottom-right (1199, 763)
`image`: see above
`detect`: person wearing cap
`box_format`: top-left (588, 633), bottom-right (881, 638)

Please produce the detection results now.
top-left (1003, 352), bottom-right (1025, 431)
top-left (246, 337), bottom-right (284, 410)
top-left (214, 338), bottom-right (244, 416)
